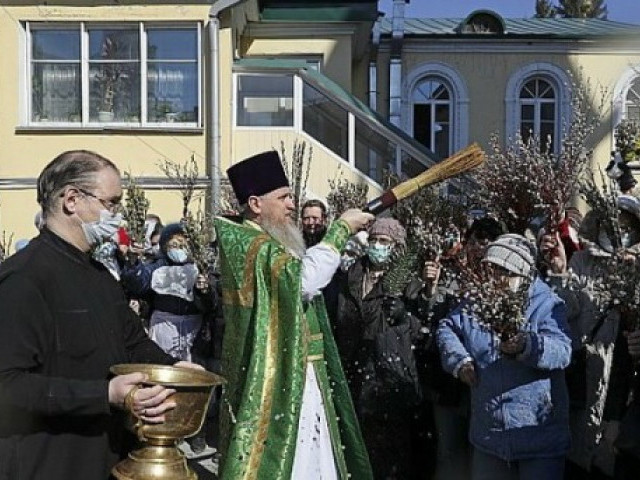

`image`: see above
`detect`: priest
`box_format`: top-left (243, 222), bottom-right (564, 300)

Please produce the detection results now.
top-left (215, 151), bottom-right (374, 479)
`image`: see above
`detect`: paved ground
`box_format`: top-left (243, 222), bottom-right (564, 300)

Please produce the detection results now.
top-left (182, 441), bottom-right (219, 479)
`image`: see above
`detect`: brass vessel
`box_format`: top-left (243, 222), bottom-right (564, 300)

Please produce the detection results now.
top-left (110, 364), bottom-right (225, 480)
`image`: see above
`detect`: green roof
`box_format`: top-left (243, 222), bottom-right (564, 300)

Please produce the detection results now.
top-left (234, 58), bottom-right (440, 166)
top-left (380, 17), bottom-right (640, 39)
top-left (259, 1), bottom-right (378, 22)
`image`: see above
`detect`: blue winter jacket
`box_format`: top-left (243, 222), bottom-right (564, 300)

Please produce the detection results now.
top-left (436, 277), bottom-right (572, 461)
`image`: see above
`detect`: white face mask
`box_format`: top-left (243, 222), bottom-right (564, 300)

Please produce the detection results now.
top-left (80, 210), bottom-right (123, 249)
top-left (508, 276), bottom-right (523, 293)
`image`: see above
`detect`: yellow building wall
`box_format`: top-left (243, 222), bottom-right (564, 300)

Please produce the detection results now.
top-left (242, 37), bottom-right (353, 91)
top-left (0, 3), bottom-right (212, 239)
top-left (389, 47), bottom-right (640, 170)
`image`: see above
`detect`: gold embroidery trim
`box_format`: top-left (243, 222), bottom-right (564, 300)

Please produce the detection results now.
top-left (308, 333), bottom-right (323, 341)
top-left (244, 252), bottom-right (290, 479)
top-left (222, 234), bottom-right (269, 308)
top-left (307, 354), bottom-right (324, 362)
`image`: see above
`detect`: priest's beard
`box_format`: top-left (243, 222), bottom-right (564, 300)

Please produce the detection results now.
top-left (261, 214), bottom-right (307, 258)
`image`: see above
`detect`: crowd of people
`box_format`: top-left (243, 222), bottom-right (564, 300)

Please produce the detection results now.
top-left (0, 148), bottom-right (640, 480)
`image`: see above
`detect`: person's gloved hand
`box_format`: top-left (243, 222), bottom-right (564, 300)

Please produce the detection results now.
top-left (383, 295), bottom-right (407, 325)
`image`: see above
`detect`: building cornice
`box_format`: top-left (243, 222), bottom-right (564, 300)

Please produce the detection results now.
top-left (378, 39), bottom-right (640, 55)
top-left (244, 21), bottom-right (360, 38)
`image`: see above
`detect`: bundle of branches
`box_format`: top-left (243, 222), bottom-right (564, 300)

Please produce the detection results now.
top-left (615, 120), bottom-right (640, 162)
top-left (122, 172), bottom-right (150, 246)
top-left (569, 168), bottom-right (640, 327)
top-left (455, 265), bottom-right (531, 340)
top-left (473, 72), bottom-right (604, 234)
top-left (382, 243), bottom-right (420, 297)
top-left (389, 173), bottom-right (466, 261)
top-left (218, 181), bottom-right (240, 215)
top-left (579, 167), bottom-right (621, 249)
top-left (157, 154), bottom-right (202, 219)
top-left (183, 202), bottom-right (216, 275)
top-left (0, 231), bottom-right (12, 263)
top-left (280, 141), bottom-right (312, 224)
top-left (326, 173), bottom-right (369, 220)
top-left (570, 252), bottom-right (640, 330)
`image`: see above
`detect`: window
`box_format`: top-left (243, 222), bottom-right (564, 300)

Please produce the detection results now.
top-left (625, 77), bottom-right (640, 123)
top-left (236, 74), bottom-right (294, 127)
top-left (302, 83), bottom-right (348, 158)
top-left (28, 23), bottom-right (200, 126)
top-left (505, 63), bottom-right (570, 153)
top-left (411, 78), bottom-right (451, 158)
top-left (519, 77), bottom-right (557, 152)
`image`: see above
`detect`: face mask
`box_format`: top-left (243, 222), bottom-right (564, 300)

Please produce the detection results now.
top-left (367, 243), bottom-right (392, 265)
top-left (81, 210), bottom-right (122, 249)
top-left (620, 230), bottom-right (640, 249)
top-left (167, 248), bottom-right (189, 264)
top-left (340, 255), bottom-right (357, 272)
top-left (508, 276), bottom-right (523, 293)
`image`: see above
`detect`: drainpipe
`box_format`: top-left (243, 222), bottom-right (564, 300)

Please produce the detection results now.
top-left (368, 17), bottom-right (381, 111)
top-left (389, 0), bottom-right (407, 173)
top-left (367, 16), bottom-right (382, 179)
top-left (388, 0), bottom-right (406, 129)
top-left (209, 0), bottom-right (248, 213)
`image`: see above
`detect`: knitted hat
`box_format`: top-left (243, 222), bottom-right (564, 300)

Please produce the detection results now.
top-left (483, 233), bottom-right (536, 278)
top-left (159, 223), bottom-right (186, 252)
top-left (368, 218), bottom-right (406, 247)
top-left (618, 194), bottom-right (640, 223)
top-left (227, 151), bottom-right (290, 205)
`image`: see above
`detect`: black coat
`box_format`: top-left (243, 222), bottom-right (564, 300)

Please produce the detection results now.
top-left (331, 258), bottom-right (424, 408)
top-left (0, 229), bottom-right (175, 480)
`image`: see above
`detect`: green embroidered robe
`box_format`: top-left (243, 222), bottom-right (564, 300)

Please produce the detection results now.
top-left (215, 216), bottom-right (372, 480)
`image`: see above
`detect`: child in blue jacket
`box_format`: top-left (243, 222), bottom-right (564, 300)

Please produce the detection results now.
top-left (437, 233), bottom-right (572, 480)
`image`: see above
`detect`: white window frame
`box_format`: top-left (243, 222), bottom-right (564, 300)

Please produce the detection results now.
top-left (233, 72), bottom-right (299, 131)
top-left (24, 21), bottom-right (202, 129)
top-left (505, 62), bottom-right (570, 154)
top-left (403, 62), bottom-right (469, 153)
top-left (410, 78), bottom-right (453, 157)
top-left (519, 77), bottom-right (557, 150)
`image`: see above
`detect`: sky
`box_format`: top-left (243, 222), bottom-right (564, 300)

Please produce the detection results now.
top-left (378, 0), bottom-right (640, 25)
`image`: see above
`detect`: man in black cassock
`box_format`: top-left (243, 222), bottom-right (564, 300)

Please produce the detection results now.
top-left (0, 150), bottom-right (200, 479)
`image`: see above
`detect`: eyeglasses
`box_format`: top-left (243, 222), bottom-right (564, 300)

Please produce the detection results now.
top-left (77, 187), bottom-right (122, 214)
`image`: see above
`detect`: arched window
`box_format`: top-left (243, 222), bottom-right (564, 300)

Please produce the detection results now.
top-left (519, 77), bottom-right (557, 152)
top-left (625, 77), bottom-right (640, 123)
top-left (505, 63), bottom-right (570, 154)
top-left (404, 62), bottom-right (469, 158)
top-left (411, 78), bottom-right (452, 158)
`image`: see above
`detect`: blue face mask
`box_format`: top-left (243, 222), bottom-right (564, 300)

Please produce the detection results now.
top-left (167, 248), bottom-right (189, 264)
top-left (367, 243), bottom-right (392, 265)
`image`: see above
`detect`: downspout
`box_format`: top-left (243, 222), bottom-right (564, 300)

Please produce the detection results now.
top-left (389, 0), bottom-right (407, 173)
top-left (209, 0), bottom-right (248, 213)
top-left (368, 16), bottom-right (381, 111)
top-left (388, 0), bottom-right (406, 129)
top-left (368, 16), bottom-right (382, 179)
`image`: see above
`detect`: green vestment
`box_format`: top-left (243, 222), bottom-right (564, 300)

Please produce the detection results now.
top-left (215, 216), bottom-right (373, 480)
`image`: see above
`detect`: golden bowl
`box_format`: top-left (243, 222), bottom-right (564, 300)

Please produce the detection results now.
top-left (110, 364), bottom-right (225, 480)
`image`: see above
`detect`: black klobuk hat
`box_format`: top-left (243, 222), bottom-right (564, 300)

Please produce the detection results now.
top-left (227, 150), bottom-right (290, 205)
